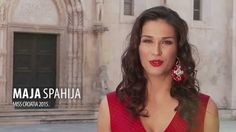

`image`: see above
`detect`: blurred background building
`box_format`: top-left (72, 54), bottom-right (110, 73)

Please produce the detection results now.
top-left (0, 0), bottom-right (235, 124)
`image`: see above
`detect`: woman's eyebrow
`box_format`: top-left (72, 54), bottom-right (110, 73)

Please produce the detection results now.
top-left (141, 35), bottom-right (153, 38)
top-left (141, 35), bottom-right (175, 39)
top-left (161, 37), bottom-right (176, 39)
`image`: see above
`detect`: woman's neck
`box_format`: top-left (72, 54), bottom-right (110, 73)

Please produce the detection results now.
top-left (146, 74), bottom-right (173, 103)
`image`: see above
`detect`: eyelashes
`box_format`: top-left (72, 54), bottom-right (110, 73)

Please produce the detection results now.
top-left (141, 39), bottom-right (174, 45)
top-left (141, 39), bottom-right (152, 43)
top-left (161, 40), bottom-right (173, 45)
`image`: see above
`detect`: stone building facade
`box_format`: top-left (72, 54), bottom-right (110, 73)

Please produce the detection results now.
top-left (0, 0), bottom-right (235, 123)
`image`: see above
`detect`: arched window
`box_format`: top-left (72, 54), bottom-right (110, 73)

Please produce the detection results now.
top-left (124, 0), bottom-right (134, 16)
top-left (193, 0), bottom-right (201, 20)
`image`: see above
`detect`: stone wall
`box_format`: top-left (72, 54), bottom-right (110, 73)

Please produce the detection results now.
top-left (0, 0), bottom-right (100, 108)
top-left (101, 0), bottom-right (236, 118)
top-left (0, 0), bottom-right (235, 119)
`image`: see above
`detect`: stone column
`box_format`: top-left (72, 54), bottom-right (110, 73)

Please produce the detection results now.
top-left (0, 28), bottom-right (7, 106)
top-left (0, 0), bottom-right (9, 108)
top-left (87, 0), bottom-right (109, 104)
top-left (232, 0), bottom-right (236, 117)
top-left (92, 24), bottom-right (108, 103)
top-left (58, 0), bottom-right (83, 108)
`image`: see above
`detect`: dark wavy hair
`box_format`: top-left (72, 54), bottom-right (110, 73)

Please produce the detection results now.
top-left (116, 6), bottom-right (200, 129)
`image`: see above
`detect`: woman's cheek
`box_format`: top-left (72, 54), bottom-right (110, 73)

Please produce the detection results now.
top-left (139, 45), bottom-right (149, 67)
top-left (168, 48), bottom-right (177, 67)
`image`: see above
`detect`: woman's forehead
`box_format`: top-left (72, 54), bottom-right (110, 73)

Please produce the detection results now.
top-left (141, 20), bottom-right (176, 37)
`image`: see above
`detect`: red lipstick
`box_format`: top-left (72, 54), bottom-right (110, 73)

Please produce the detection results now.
top-left (149, 60), bottom-right (164, 67)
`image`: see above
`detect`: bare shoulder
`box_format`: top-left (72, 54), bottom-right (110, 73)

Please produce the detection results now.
top-left (97, 96), bottom-right (110, 132)
top-left (99, 96), bottom-right (109, 111)
top-left (206, 98), bottom-right (218, 116)
top-left (204, 97), bottom-right (219, 132)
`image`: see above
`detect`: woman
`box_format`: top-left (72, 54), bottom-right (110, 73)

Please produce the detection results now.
top-left (97, 6), bottom-right (219, 132)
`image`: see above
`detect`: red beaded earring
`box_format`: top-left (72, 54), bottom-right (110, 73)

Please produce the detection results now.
top-left (170, 57), bottom-right (186, 82)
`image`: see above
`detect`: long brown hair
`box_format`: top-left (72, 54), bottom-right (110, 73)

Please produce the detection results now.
top-left (116, 6), bottom-right (200, 129)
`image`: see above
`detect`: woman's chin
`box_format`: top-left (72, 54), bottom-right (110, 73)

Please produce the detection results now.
top-left (146, 71), bottom-right (169, 77)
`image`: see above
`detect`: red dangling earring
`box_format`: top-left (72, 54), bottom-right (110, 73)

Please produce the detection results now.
top-left (170, 57), bottom-right (186, 82)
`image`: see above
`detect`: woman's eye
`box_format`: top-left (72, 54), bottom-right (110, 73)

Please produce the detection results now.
top-left (161, 40), bottom-right (173, 45)
top-left (142, 39), bottom-right (152, 43)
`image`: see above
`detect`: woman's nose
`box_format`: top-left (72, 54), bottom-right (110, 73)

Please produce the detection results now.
top-left (153, 41), bottom-right (162, 56)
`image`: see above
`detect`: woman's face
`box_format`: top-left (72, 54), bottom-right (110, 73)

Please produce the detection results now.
top-left (139, 19), bottom-right (177, 78)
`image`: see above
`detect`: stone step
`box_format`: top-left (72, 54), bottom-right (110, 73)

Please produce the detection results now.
top-left (0, 111), bottom-right (95, 117)
top-left (0, 108), bottom-right (96, 113)
top-left (0, 113), bottom-right (96, 120)
top-left (0, 114), bottom-right (97, 125)
top-left (0, 105), bottom-right (99, 112)
top-left (219, 109), bottom-right (234, 120)
top-left (0, 108), bottom-right (98, 125)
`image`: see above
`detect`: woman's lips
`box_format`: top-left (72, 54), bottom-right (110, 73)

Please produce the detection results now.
top-left (149, 60), bottom-right (164, 67)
